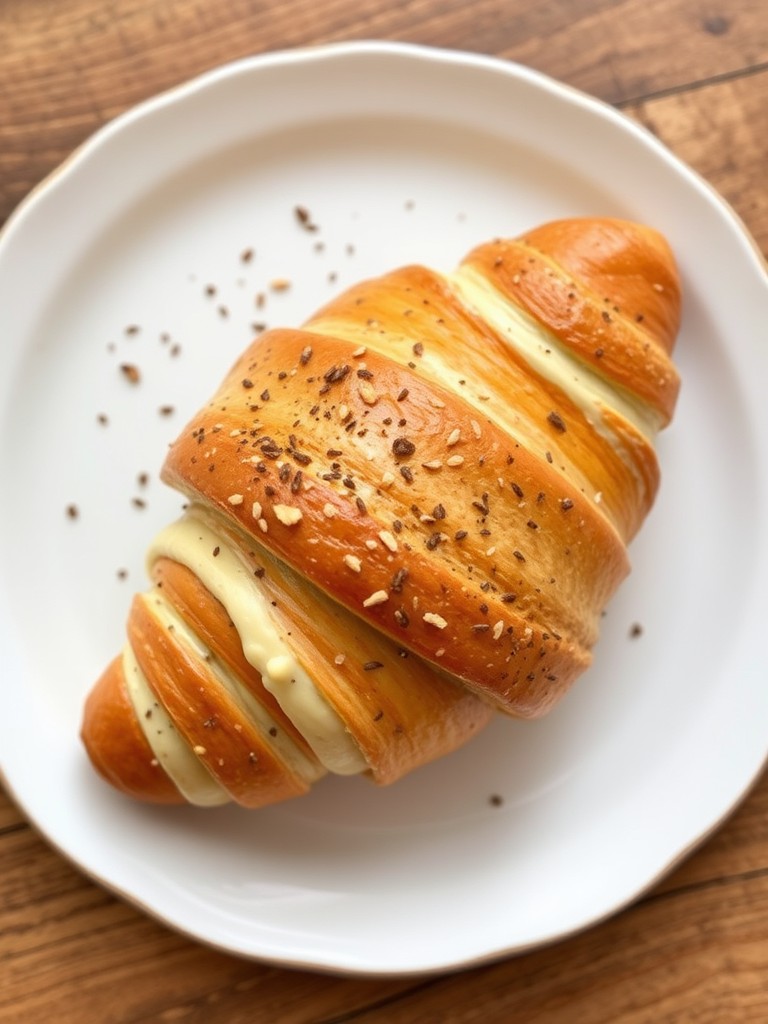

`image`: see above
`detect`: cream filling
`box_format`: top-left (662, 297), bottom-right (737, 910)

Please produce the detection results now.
top-left (449, 265), bottom-right (663, 443)
top-left (122, 644), bottom-right (230, 807)
top-left (146, 509), bottom-right (367, 776)
top-left (146, 591), bottom-right (325, 784)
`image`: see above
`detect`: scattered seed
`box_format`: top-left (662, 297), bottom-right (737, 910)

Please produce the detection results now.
top-left (378, 530), bottom-right (398, 552)
top-left (547, 411), bottom-right (567, 432)
top-left (358, 381), bottom-right (378, 405)
top-left (423, 611), bottom-right (448, 629)
top-left (273, 504), bottom-right (303, 526)
top-left (392, 437), bottom-right (416, 458)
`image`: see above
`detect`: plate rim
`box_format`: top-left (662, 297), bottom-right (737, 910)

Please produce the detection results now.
top-left (2, 40), bottom-right (766, 278)
top-left (1, 40), bottom-right (768, 975)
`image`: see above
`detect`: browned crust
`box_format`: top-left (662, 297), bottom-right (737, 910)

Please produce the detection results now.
top-left (305, 263), bottom-right (659, 540)
top-left (81, 656), bottom-right (184, 804)
top-left (128, 595), bottom-right (315, 808)
top-left (193, 521), bottom-right (496, 784)
top-left (162, 329), bottom-right (623, 715)
top-left (150, 557), bottom-right (318, 761)
top-left (462, 219), bottom-right (681, 424)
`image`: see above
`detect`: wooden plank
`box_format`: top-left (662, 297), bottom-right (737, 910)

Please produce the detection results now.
top-left (509, 0), bottom-right (768, 104)
top-left (625, 71), bottom-right (768, 255)
top-left (0, 828), bottom-right (416, 1024)
top-left (656, 770), bottom-right (768, 894)
top-left (0, 785), bottom-right (26, 832)
top-left (339, 875), bottom-right (768, 1023)
top-left (1, 2), bottom-right (767, 1021)
top-left (2, 0), bottom-right (767, 227)
top-left (3, 814), bottom-right (767, 1023)
top-left (1, 769), bottom-right (767, 1021)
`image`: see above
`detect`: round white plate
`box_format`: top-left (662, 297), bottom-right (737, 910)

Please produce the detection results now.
top-left (1, 42), bottom-right (766, 975)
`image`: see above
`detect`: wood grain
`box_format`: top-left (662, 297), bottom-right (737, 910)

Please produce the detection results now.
top-left (626, 72), bottom-right (768, 254)
top-left (1, 0), bottom-right (767, 1021)
top-left (2, 0), bottom-right (768, 230)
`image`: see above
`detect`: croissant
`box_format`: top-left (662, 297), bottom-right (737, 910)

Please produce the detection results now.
top-left (82, 217), bottom-right (681, 808)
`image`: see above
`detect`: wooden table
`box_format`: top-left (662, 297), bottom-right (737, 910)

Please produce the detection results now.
top-left (2, 2), bottom-right (767, 1020)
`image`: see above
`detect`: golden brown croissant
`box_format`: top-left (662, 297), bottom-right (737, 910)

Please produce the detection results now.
top-left (82, 217), bottom-right (681, 808)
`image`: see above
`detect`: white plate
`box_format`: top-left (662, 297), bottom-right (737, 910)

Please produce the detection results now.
top-left (1, 41), bottom-right (767, 975)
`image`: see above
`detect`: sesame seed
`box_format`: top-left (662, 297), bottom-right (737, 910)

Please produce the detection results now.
top-left (358, 381), bottom-right (378, 405)
top-left (258, 518), bottom-right (268, 533)
top-left (228, 493), bottom-right (244, 505)
top-left (365, 539), bottom-right (378, 550)
top-left (446, 455), bottom-right (464, 467)
top-left (344, 554), bottom-right (362, 573)
top-left (323, 503), bottom-right (337, 518)
top-left (378, 530), bottom-right (398, 552)
top-left (429, 396), bottom-right (446, 409)
top-left (422, 460), bottom-right (442, 470)
top-left (492, 621), bottom-right (505, 640)
top-left (391, 568), bottom-right (409, 592)
top-left (352, 346), bottom-right (367, 357)
top-left (251, 501), bottom-right (262, 519)
top-left (471, 419), bottom-right (482, 439)
top-left (273, 504), bottom-right (303, 526)
top-left (193, 745), bottom-right (207, 756)
top-left (363, 589), bottom-right (389, 608)
top-left (380, 471), bottom-right (395, 487)
top-left (334, 653), bottom-right (346, 664)
top-left (547, 411), bottom-right (567, 432)
top-left (423, 612), bottom-right (448, 629)
top-left (446, 428), bottom-right (461, 446)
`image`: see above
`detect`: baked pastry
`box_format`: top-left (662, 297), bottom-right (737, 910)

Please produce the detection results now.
top-left (82, 217), bottom-right (681, 808)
